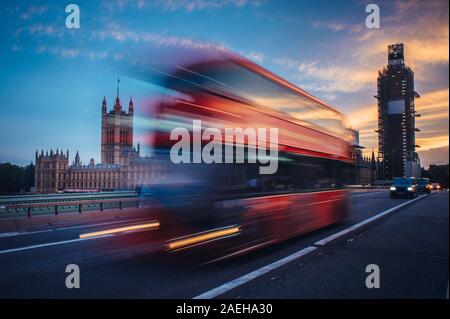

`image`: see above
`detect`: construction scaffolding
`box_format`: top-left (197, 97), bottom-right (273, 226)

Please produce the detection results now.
top-left (376, 43), bottom-right (421, 180)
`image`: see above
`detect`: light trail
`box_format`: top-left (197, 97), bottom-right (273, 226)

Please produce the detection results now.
top-left (166, 226), bottom-right (241, 251)
top-left (79, 221), bottom-right (160, 239)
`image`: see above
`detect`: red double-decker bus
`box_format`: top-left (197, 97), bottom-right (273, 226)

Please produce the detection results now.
top-left (148, 52), bottom-right (353, 261)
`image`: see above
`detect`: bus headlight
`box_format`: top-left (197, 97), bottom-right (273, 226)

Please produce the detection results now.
top-left (390, 186), bottom-right (396, 191)
top-left (407, 187), bottom-right (413, 191)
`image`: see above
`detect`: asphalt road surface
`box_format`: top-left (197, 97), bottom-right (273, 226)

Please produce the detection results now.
top-left (0, 190), bottom-right (448, 298)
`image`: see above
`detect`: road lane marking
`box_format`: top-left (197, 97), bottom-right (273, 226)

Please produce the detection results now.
top-left (0, 217), bottom-right (153, 239)
top-left (0, 229), bottom-right (53, 238)
top-left (202, 240), bottom-right (277, 265)
top-left (0, 235), bottom-right (113, 255)
top-left (314, 194), bottom-right (428, 246)
top-left (0, 220), bottom-right (160, 254)
top-left (0, 232), bottom-right (21, 238)
top-left (194, 246), bottom-right (317, 299)
top-left (194, 193), bottom-right (429, 299)
top-left (350, 191), bottom-right (384, 197)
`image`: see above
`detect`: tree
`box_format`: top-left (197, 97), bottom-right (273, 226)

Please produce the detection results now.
top-left (0, 163), bottom-right (23, 193)
top-left (23, 162), bottom-right (35, 192)
top-left (0, 162), bottom-right (35, 194)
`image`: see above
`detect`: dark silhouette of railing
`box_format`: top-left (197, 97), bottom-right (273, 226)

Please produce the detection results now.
top-left (3, 197), bottom-right (149, 218)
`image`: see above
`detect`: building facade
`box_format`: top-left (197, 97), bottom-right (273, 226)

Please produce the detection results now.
top-left (349, 128), bottom-right (376, 185)
top-left (35, 84), bottom-right (164, 193)
top-left (376, 43), bottom-right (421, 179)
top-left (101, 94), bottom-right (134, 166)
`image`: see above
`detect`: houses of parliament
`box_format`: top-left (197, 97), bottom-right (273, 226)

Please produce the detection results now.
top-left (35, 82), bottom-right (162, 193)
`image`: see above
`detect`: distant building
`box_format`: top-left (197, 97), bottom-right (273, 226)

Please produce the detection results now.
top-left (35, 80), bottom-right (164, 193)
top-left (376, 43), bottom-right (421, 179)
top-left (349, 128), bottom-right (376, 185)
top-left (101, 92), bottom-right (134, 166)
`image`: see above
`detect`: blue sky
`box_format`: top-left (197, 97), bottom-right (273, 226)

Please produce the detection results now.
top-left (0, 0), bottom-right (448, 167)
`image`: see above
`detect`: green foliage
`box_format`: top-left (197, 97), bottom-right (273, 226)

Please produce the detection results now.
top-left (23, 162), bottom-right (35, 192)
top-left (0, 162), bottom-right (35, 194)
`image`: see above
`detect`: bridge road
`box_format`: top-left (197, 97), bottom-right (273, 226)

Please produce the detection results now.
top-left (0, 190), bottom-right (447, 298)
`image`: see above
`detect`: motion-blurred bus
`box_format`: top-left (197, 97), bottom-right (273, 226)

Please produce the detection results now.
top-left (149, 52), bottom-right (353, 261)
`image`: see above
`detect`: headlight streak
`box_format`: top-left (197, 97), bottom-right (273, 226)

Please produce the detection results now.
top-left (79, 221), bottom-right (160, 239)
top-left (166, 225), bottom-right (241, 251)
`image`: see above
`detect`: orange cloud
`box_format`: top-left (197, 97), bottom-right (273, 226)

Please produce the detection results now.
top-left (309, 1), bottom-right (449, 163)
top-left (347, 87), bottom-right (449, 160)
top-left (416, 89), bottom-right (449, 112)
top-left (417, 135), bottom-right (449, 151)
top-left (346, 104), bottom-right (377, 129)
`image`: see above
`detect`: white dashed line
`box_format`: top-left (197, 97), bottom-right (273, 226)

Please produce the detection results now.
top-left (0, 229), bottom-right (53, 238)
top-left (194, 193), bottom-right (429, 299)
top-left (0, 217), bottom-right (152, 239)
top-left (194, 246), bottom-right (317, 299)
top-left (314, 194), bottom-right (428, 246)
top-left (0, 234), bottom-right (113, 255)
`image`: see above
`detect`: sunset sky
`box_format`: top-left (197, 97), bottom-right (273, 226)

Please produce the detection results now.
top-left (0, 0), bottom-right (448, 168)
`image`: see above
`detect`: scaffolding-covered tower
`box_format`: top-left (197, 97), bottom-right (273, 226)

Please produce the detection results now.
top-left (376, 43), bottom-right (421, 179)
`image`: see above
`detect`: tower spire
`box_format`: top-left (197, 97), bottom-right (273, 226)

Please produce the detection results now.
top-left (75, 150), bottom-right (80, 166)
top-left (129, 96), bottom-right (134, 115)
top-left (114, 77), bottom-right (122, 112)
top-left (116, 76), bottom-right (120, 99)
top-left (102, 96), bottom-right (107, 113)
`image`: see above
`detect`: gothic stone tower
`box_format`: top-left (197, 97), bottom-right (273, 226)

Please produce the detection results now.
top-left (35, 149), bottom-right (69, 192)
top-left (376, 44), bottom-right (420, 179)
top-left (101, 78), bottom-right (134, 166)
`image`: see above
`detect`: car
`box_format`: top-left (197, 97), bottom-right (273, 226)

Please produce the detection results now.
top-left (390, 177), bottom-right (417, 198)
top-left (431, 183), bottom-right (442, 191)
top-left (416, 178), bottom-right (432, 193)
